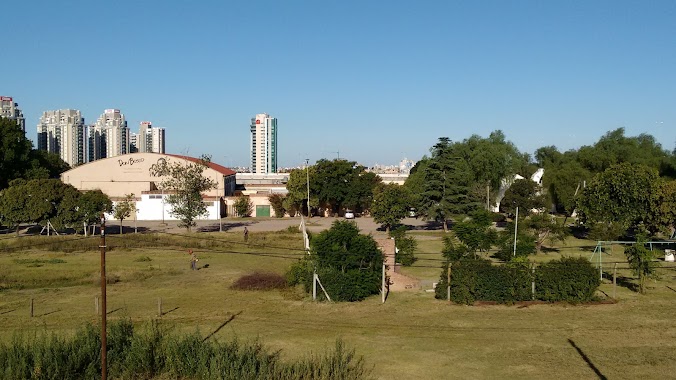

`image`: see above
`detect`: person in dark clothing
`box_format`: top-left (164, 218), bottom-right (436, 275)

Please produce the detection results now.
top-left (244, 227), bottom-right (249, 242)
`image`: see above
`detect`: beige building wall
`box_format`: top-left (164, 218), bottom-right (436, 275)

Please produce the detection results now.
top-left (61, 153), bottom-right (235, 198)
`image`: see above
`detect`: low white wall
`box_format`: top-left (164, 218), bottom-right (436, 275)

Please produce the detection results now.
top-left (107, 194), bottom-right (221, 221)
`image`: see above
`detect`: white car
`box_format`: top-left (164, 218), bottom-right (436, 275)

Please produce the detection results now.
top-left (344, 211), bottom-right (355, 219)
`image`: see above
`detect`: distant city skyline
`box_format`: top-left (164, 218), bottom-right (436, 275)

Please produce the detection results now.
top-left (3, 1), bottom-right (675, 167)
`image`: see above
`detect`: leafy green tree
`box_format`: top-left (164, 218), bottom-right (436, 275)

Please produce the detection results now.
top-left (371, 183), bottom-right (410, 233)
top-left (390, 226), bottom-right (417, 266)
top-left (452, 210), bottom-right (498, 257)
top-left (0, 118), bottom-right (32, 189)
top-left (312, 159), bottom-right (380, 215)
top-left (522, 214), bottom-right (568, 253)
top-left (0, 179), bottom-right (81, 233)
top-left (234, 196), bottom-right (253, 217)
top-left (151, 155), bottom-right (217, 231)
top-left (25, 150), bottom-right (70, 180)
top-left (541, 158), bottom-right (591, 217)
top-left (577, 163), bottom-right (663, 235)
top-left (500, 179), bottom-right (547, 216)
top-left (76, 190), bottom-right (113, 235)
top-left (624, 237), bottom-right (659, 294)
top-left (113, 194), bottom-right (135, 234)
top-left (307, 221), bottom-right (383, 301)
top-left (285, 166), bottom-right (317, 216)
top-left (494, 222), bottom-right (537, 261)
top-left (418, 138), bottom-right (475, 231)
top-left (403, 157), bottom-right (429, 211)
top-left (267, 193), bottom-right (286, 218)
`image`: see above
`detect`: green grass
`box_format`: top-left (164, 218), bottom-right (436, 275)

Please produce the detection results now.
top-left (0, 230), bottom-right (675, 379)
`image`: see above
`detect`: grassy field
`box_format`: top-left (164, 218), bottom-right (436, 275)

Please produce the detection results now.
top-left (1, 230), bottom-right (675, 379)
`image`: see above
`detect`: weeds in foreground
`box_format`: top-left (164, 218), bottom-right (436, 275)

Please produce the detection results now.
top-left (0, 319), bottom-right (372, 380)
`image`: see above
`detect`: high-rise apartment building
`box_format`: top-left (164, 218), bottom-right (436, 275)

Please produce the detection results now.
top-left (88, 109), bottom-right (129, 161)
top-left (130, 121), bottom-right (165, 154)
top-left (1, 96), bottom-right (26, 132)
top-left (250, 113), bottom-right (277, 174)
top-left (36, 109), bottom-right (86, 166)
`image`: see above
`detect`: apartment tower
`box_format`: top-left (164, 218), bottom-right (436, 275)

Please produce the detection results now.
top-left (88, 109), bottom-right (129, 161)
top-left (249, 113), bottom-right (277, 173)
top-left (130, 121), bottom-right (165, 153)
top-left (36, 109), bottom-right (86, 166)
top-left (0, 96), bottom-right (26, 132)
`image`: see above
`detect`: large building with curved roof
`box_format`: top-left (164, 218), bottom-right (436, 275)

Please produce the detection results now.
top-left (61, 153), bottom-right (236, 220)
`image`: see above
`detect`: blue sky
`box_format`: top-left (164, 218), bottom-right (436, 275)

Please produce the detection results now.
top-left (4, 0), bottom-right (675, 167)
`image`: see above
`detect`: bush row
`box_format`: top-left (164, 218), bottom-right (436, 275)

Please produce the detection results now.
top-left (0, 319), bottom-right (371, 380)
top-left (435, 257), bottom-right (601, 304)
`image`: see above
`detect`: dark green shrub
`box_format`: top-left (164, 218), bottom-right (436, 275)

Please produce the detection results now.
top-left (390, 226), bottom-right (417, 266)
top-left (316, 267), bottom-right (381, 302)
top-left (535, 257), bottom-right (600, 302)
top-left (231, 272), bottom-right (287, 291)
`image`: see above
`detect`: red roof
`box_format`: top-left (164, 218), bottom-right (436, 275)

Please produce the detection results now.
top-left (166, 154), bottom-right (236, 177)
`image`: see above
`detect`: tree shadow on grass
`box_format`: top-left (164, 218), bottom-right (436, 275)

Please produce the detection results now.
top-left (202, 311), bottom-right (242, 342)
top-left (614, 275), bottom-right (639, 293)
top-left (36, 309), bottom-right (61, 317)
top-left (540, 246), bottom-right (560, 253)
top-left (568, 339), bottom-right (607, 380)
top-left (197, 222), bottom-right (254, 233)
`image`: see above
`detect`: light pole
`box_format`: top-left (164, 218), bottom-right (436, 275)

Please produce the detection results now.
top-left (305, 158), bottom-right (311, 218)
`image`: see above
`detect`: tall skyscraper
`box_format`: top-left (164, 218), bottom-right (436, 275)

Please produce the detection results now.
top-left (130, 121), bottom-right (165, 153)
top-left (88, 109), bottom-right (129, 161)
top-left (36, 109), bottom-right (86, 166)
top-left (0, 96), bottom-right (26, 132)
top-left (250, 113), bottom-right (277, 174)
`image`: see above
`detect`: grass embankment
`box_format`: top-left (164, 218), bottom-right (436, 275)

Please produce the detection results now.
top-left (1, 230), bottom-right (676, 379)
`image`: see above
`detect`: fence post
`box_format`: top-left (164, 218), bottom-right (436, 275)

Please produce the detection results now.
top-left (312, 271), bottom-right (317, 301)
top-left (157, 298), bottom-right (162, 317)
top-left (447, 263), bottom-right (451, 302)
top-left (613, 263), bottom-right (617, 299)
top-left (30, 298), bottom-right (34, 318)
top-left (95, 296), bottom-right (99, 315)
top-left (531, 266), bottom-right (536, 301)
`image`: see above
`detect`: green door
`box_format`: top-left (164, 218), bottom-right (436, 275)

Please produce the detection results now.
top-left (256, 205), bottom-right (271, 217)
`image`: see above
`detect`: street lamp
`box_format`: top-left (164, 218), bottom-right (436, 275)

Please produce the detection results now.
top-left (305, 158), bottom-right (310, 218)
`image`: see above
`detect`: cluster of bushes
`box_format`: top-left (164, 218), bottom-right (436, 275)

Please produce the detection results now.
top-left (0, 319), bottom-right (371, 380)
top-left (435, 257), bottom-right (601, 304)
top-left (287, 221), bottom-right (383, 302)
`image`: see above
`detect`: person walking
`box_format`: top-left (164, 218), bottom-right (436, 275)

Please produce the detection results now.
top-left (189, 249), bottom-right (198, 270)
top-left (244, 227), bottom-right (249, 242)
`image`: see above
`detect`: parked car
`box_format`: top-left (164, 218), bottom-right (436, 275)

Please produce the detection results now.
top-left (345, 210), bottom-right (355, 219)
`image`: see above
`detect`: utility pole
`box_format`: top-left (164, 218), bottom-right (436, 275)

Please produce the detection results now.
top-left (513, 207), bottom-right (519, 257)
top-left (305, 158), bottom-right (310, 218)
top-left (99, 214), bottom-right (107, 380)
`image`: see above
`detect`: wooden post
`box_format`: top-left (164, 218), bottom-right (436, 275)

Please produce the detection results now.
top-left (99, 214), bottom-right (107, 380)
top-left (157, 298), bottom-right (162, 317)
top-left (30, 298), bottom-right (34, 318)
top-left (531, 266), bottom-right (536, 301)
top-left (381, 262), bottom-right (386, 304)
top-left (447, 263), bottom-right (451, 302)
top-left (95, 296), bottom-right (99, 315)
top-left (312, 271), bottom-right (317, 301)
top-left (613, 263), bottom-right (617, 299)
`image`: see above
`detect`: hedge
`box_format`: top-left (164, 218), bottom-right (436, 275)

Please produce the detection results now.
top-left (435, 257), bottom-right (600, 304)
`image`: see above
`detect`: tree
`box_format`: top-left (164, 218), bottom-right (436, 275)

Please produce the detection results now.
top-left (151, 155), bottom-right (217, 231)
top-left (234, 196), bottom-right (253, 217)
top-left (452, 210), bottom-right (498, 258)
top-left (500, 178), bottom-right (547, 216)
top-left (113, 194), bottom-right (135, 234)
top-left (285, 166), bottom-right (316, 216)
top-left (541, 158), bottom-right (591, 217)
top-left (403, 157), bottom-right (429, 212)
top-left (268, 193), bottom-right (286, 218)
top-left (312, 159), bottom-right (381, 215)
top-left (299, 221), bottom-right (383, 301)
top-left (390, 226), bottom-right (417, 266)
top-left (371, 184), bottom-right (410, 233)
top-left (0, 179), bottom-right (81, 233)
top-left (576, 163), bottom-right (663, 235)
top-left (522, 214), bottom-right (568, 253)
top-left (76, 190), bottom-right (113, 235)
top-left (418, 138), bottom-right (475, 232)
top-left (624, 237), bottom-right (659, 294)
top-left (0, 118), bottom-right (32, 189)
